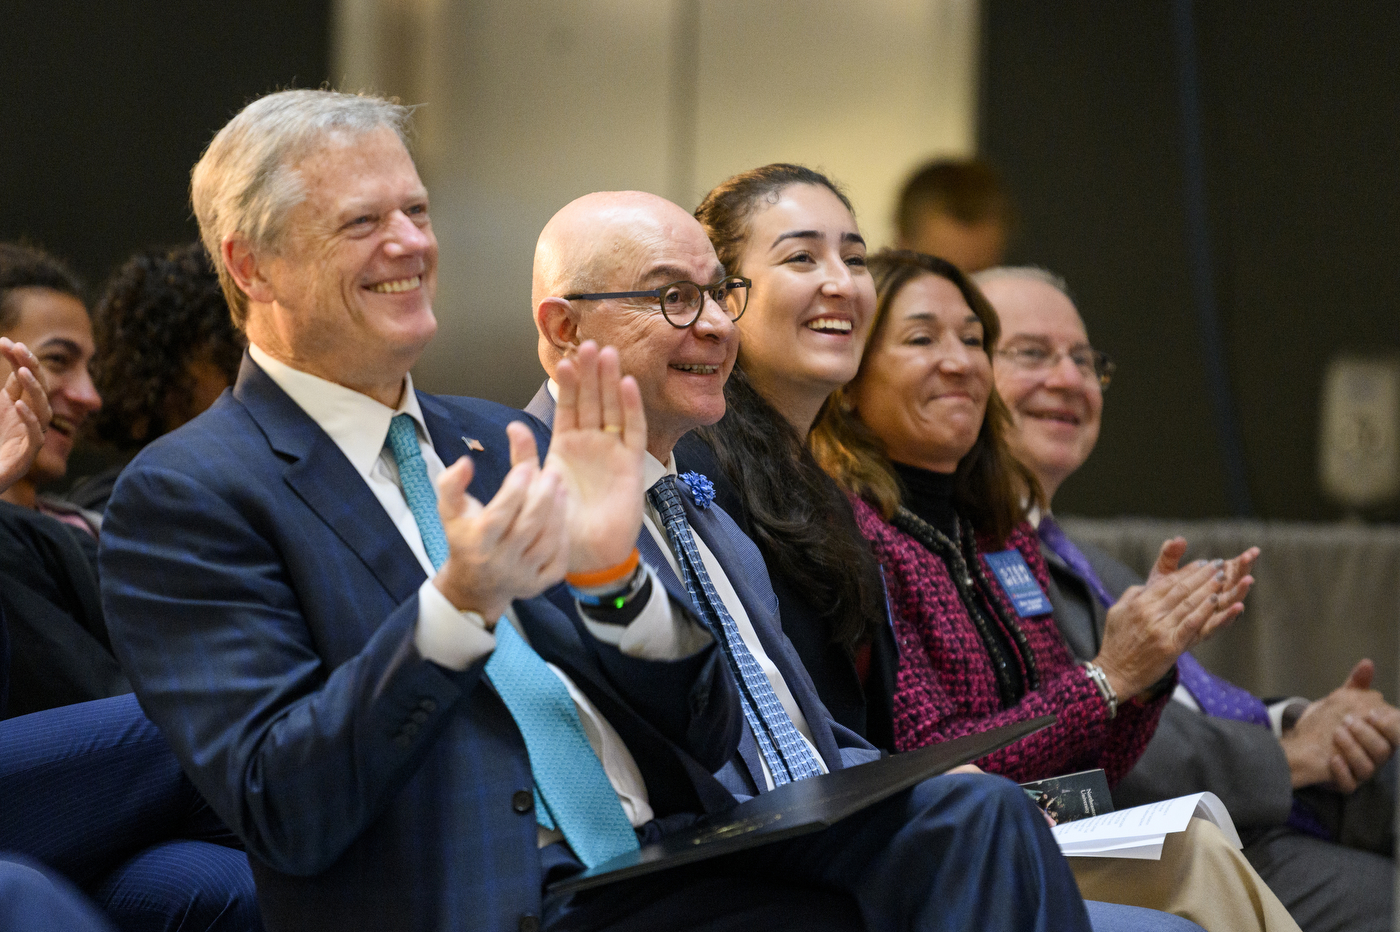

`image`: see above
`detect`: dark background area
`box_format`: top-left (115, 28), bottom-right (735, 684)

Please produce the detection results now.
top-left (1, 0), bottom-right (331, 486)
top-left (0, 1), bottom-right (331, 292)
top-left (981, 0), bottom-right (1400, 520)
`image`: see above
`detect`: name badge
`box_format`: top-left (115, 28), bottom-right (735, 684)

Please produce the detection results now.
top-left (985, 550), bottom-right (1052, 617)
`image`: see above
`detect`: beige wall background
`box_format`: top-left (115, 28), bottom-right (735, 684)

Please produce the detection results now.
top-left (333, 0), bottom-right (980, 405)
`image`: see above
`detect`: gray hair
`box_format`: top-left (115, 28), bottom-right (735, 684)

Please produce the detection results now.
top-left (971, 265), bottom-right (1075, 305)
top-left (190, 89), bottom-right (414, 327)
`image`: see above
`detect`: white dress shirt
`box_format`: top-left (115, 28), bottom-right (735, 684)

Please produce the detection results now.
top-left (249, 344), bottom-right (677, 836)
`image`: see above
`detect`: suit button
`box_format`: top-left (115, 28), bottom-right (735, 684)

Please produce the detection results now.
top-left (419, 698), bottom-right (437, 713)
top-left (519, 914), bottom-right (540, 932)
top-left (402, 722), bottom-right (419, 736)
top-left (393, 735), bottom-right (411, 749)
top-left (410, 709), bottom-right (430, 724)
top-left (511, 790), bottom-right (533, 814)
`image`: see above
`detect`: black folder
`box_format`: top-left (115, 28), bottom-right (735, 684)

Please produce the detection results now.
top-left (549, 714), bottom-right (1056, 894)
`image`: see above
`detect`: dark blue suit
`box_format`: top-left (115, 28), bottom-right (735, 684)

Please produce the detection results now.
top-left (524, 384), bottom-right (1187, 932)
top-left (99, 357), bottom-right (743, 932)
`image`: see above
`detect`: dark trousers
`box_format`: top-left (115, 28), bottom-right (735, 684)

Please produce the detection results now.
top-left (548, 772), bottom-right (1195, 932)
top-left (0, 693), bottom-right (261, 932)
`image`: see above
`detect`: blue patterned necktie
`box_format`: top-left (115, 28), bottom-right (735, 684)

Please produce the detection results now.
top-left (647, 474), bottom-right (823, 786)
top-left (385, 413), bottom-right (639, 867)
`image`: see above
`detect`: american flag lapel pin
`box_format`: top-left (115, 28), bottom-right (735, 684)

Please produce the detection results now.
top-left (462, 436), bottom-right (485, 452)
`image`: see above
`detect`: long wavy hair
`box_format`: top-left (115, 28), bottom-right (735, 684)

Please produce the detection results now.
top-left (811, 249), bottom-right (1042, 546)
top-left (694, 164), bottom-right (887, 652)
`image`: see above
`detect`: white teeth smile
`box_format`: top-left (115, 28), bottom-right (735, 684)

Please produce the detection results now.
top-left (369, 276), bottom-right (421, 294)
top-left (806, 317), bottom-right (853, 333)
top-left (673, 364), bottom-right (719, 374)
top-left (49, 415), bottom-right (76, 437)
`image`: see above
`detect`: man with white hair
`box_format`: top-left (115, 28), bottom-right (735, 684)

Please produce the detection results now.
top-left (982, 266), bottom-right (1399, 932)
top-left (97, 89), bottom-right (828, 932)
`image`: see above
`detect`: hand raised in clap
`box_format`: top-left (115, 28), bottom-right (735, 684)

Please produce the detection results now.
top-left (1094, 537), bottom-right (1253, 701)
top-left (0, 338), bottom-right (52, 492)
top-left (432, 424), bottom-right (569, 623)
top-left (545, 340), bottom-right (647, 576)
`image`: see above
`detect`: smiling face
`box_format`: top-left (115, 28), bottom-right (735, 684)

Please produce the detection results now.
top-left (247, 126), bottom-right (438, 404)
top-left (569, 197), bottom-right (739, 460)
top-left (850, 272), bottom-right (991, 473)
top-left (733, 183), bottom-right (875, 432)
top-left (1, 287), bottom-right (101, 490)
top-left (983, 275), bottom-right (1102, 502)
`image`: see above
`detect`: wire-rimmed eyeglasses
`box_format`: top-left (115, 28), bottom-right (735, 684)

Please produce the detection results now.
top-left (996, 343), bottom-right (1116, 390)
top-left (563, 276), bottom-right (751, 329)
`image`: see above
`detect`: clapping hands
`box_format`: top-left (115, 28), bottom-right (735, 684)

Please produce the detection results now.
top-left (430, 341), bottom-right (645, 620)
top-left (1094, 537), bottom-right (1255, 701)
top-left (0, 338), bottom-right (52, 493)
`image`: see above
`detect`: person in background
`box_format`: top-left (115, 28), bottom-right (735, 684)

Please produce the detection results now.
top-left (0, 329), bottom-right (260, 932)
top-left (0, 243), bottom-right (124, 714)
top-left (69, 242), bottom-right (244, 512)
top-left (894, 158), bottom-right (1013, 273)
top-left (980, 265), bottom-right (1398, 932)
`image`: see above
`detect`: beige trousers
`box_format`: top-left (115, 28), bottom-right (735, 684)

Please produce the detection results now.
top-left (1070, 818), bottom-right (1300, 932)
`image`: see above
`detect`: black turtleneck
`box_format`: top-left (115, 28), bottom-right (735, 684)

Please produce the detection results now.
top-left (892, 462), bottom-right (959, 541)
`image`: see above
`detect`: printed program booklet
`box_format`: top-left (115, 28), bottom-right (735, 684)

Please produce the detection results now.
top-left (1049, 791), bottom-right (1241, 859)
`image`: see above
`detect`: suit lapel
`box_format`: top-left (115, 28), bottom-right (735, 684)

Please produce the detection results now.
top-left (523, 381), bottom-right (556, 425)
top-left (234, 355), bottom-right (426, 605)
top-left (1039, 541), bottom-right (1106, 658)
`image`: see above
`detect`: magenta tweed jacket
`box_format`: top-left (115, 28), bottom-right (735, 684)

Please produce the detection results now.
top-left (853, 497), bottom-right (1167, 786)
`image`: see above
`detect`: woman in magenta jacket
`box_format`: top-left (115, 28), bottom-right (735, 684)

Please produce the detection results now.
top-left (810, 248), bottom-right (1250, 783)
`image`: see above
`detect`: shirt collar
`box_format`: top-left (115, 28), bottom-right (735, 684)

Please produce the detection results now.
top-left (249, 342), bottom-right (431, 479)
top-left (644, 450), bottom-right (678, 492)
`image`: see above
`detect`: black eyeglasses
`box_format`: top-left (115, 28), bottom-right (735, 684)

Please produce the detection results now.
top-left (563, 276), bottom-right (751, 329)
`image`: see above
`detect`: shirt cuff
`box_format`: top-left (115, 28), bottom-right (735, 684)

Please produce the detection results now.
top-left (1269, 697), bottom-right (1311, 738)
top-left (415, 578), bottom-right (497, 670)
top-left (580, 566), bottom-right (712, 660)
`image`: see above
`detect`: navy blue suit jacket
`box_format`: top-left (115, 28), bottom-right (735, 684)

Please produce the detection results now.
top-left (526, 384), bottom-right (879, 800)
top-left (99, 357), bottom-right (741, 932)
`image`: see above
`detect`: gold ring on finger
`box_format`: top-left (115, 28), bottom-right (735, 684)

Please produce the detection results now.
top-left (602, 424), bottom-right (622, 434)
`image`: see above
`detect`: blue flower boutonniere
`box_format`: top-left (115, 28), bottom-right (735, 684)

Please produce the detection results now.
top-left (679, 471), bottom-right (715, 510)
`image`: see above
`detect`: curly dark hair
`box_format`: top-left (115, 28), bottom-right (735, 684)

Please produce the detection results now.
top-left (89, 243), bottom-right (244, 451)
top-left (0, 242), bottom-right (84, 332)
top-left (694, 164), bottom-right (887, 653)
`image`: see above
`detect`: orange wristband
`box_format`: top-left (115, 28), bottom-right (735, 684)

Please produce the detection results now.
top-left (565, 548), bottom-right (641, 590)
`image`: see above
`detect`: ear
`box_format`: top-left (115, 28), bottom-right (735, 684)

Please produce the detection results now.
top-left (222, 233), bottom-right (277, 305)
top-left (535, 296), bottom-right (582, 355)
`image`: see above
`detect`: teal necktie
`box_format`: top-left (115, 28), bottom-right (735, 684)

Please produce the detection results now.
top-left (385, 413), bottom-right (640, 868)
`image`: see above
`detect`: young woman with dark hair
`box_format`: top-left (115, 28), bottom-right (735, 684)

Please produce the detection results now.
top-left (684, 164), bottom-right (897, 748)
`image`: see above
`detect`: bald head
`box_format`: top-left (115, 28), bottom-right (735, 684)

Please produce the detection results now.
top-left (531, 190), bottom-right (736, 460)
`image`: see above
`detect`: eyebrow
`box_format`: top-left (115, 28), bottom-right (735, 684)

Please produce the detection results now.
top-left (37, 337), bottom-right (83, 354)
top-left (770, 230), bottom-right (867, 249)
top-left (639, 263), bottom-right (727, 286)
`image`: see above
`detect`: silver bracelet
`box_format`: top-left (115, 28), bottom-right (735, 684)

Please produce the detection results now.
top-left (1081, 662), bottom-right (1118, 719)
